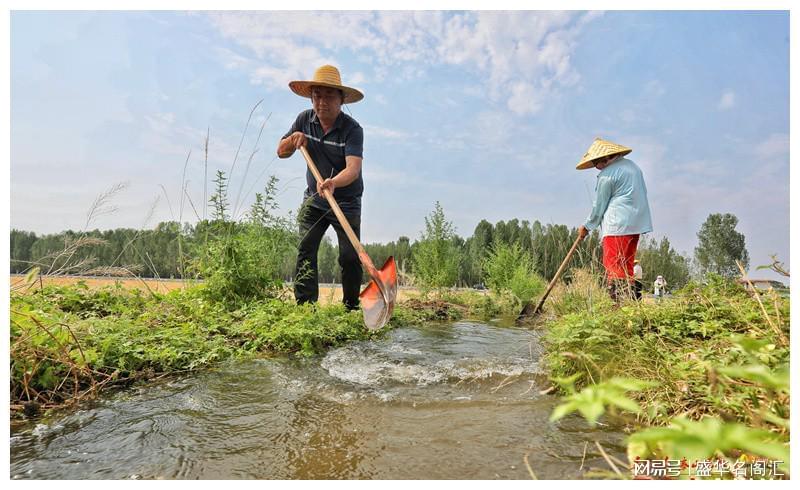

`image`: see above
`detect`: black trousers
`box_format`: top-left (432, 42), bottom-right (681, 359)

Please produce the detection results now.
top-left (295, 205), bottom-right (362, 310)
top-left (607, 279), bottom-right (635, 303)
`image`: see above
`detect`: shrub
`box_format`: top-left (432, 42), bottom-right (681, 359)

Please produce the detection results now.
top-left (190, 176), bottom-right (298, 306)
top-left (483, 242), bottom-right (545, 305)
top-left (412, 202), bottom-right (461, 291)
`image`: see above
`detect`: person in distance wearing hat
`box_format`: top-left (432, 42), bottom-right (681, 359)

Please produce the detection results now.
top-left (277, 65), bottom-right (365, 311)
top-left (577, 138), bottom-right (653, 303)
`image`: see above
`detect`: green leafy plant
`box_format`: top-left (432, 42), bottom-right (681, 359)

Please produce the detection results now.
top-left (627, 416), bottom-right (789, 476)
top-left (542, 269), bottom-right (790, 479)
top-left (412, 201), bottom-right (461, 291)
top-left (550, 374), bottom-right (657, 426)
top-left (191, 176), bottom-right (298, 306)
top-left (483, 241), bottom-right (545, 305)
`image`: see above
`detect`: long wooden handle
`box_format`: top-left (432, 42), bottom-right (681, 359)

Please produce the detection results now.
top-left (533, 233), bottom-right (585, 313)
top-left (298, 146), bottom-right (378, 276)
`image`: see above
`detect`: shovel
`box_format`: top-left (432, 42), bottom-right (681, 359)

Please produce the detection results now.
top-left (299, 146), bottom-right (397, 330)
top-left (516, 233), bottom-right (585, 323)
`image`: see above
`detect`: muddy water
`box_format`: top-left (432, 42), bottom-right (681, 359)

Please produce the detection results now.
top-left (10, 321), bottom-right (628, 479)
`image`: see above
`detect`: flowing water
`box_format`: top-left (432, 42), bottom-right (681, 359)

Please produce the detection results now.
top-left (10, 321), bottom-right (628, 479)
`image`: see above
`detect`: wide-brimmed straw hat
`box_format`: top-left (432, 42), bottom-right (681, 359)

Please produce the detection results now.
top-left (289, 65), bottom-right (364, 104)
top-left (576, 137), bottom-right (632, 170)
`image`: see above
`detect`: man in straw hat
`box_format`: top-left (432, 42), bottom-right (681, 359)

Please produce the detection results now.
top-left (277, 65), bottom-right (365, 310)
top-left (577, 138), bottom-right (652, 303)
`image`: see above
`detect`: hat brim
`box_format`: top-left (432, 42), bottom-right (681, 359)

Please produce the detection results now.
top-left (575, 149), bottom-right (632, 170)
top-left (289, 81), bottom-right (364, 104)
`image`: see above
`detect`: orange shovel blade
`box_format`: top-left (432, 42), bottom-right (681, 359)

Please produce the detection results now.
top-left (359, 256), bottom-right (397, 330)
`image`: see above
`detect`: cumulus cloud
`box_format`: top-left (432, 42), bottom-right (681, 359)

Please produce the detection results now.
top-left (718, 90), bottom-right (736, 110)
top-left (203, 11), bottom-right (599, 116)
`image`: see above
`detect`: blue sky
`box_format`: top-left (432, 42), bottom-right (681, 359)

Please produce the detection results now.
top-left (10, 10), bottom-right (790, 276)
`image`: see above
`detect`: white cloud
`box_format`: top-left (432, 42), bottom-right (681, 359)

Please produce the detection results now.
top-left (144, 112), bottom-right (176, 132)
top-left (718, 90), bottom-right (736, 110)
top-left (469, 110), bottom-right (522, 151)
top-left (349, 71), bottom-right (367, 86)
top-left (364, 124), bottom-right (414, 140)
top-left (507, 82), bottom-right (543, 116)
top-left (753, 133), bottom-right (789, 160)
top-left (204, 11), bottom-right (599, 116)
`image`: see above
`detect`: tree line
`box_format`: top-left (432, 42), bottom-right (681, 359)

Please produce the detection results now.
top-left (11, 202), bottom-right (751, 294)
top-left (10, 170), bottom-right (754, 292)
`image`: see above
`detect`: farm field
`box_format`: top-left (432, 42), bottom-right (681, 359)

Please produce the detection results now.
top-left (9, 275), bottom-right (422, 304)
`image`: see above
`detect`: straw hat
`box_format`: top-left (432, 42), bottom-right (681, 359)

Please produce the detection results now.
top-left (289, 65), bottom-right (364, 104)
top-left (576, 137), bottom-right (632, 170)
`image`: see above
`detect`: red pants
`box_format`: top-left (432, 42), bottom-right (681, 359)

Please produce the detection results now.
top-left (602, 234), bottom-right (639, 280)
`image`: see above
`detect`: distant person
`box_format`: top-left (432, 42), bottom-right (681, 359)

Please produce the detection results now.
top-left (577, 138), bottom-right (653, 303)
top-left (277, 65), bottom-right (365, 311)
top-left (654, 275), bottom-right (667, 300)
top-left (633, 259), bottom-right (643, 300)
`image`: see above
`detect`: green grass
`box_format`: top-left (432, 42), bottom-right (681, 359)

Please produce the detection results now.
top-left (542, 273), bottom-right (790, 478)
top-left (9, 282), bottom-right (441, 413)
top-left (10, 281), bottom-right (514, 415)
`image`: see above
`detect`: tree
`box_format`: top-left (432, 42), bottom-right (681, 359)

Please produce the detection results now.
top-left (317, 236), bottom-right (338, 284)
top-left (412, 201), bottom-right (461, 290)
top-left (638, 236), bottom-right (690, 290)
top-left (519, 220), bottom-right (533, 253)
top-left (494, 220), bottom-right (509, 245)
top-left (694, 213), bottom-right (750, 278)
top-left (531, 223), bottom-right (572, 281)
top-left (465, 220), bottom-right (494, 285)
top-left (10, 229), bottom-right (38, 273)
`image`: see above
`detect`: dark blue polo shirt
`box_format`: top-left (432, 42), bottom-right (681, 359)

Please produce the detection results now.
top-left (283, 109), bottom-right (364, 216)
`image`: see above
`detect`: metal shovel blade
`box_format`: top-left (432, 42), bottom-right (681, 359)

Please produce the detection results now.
top-left (359, 256), bottom-right (397, 330)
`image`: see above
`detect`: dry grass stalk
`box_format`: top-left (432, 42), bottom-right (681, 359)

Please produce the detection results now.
top-left (594, 440), bottom-right (623, 477)
top-left (736, 261), bottom-right (788, 347)
top-left (579, 441), bottom-right (588, 471)
top-left (523, 452), bottom-right (538, 479)
top-left (11, 309), bottom-right (132, 413)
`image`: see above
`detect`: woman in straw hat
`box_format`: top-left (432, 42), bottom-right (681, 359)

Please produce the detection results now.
top-left (277, 64), bottom-right (365, 311)
top-left (576, 138), bottom-right (653, 303)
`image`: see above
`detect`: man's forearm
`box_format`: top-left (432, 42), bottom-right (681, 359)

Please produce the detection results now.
top-left (330, 157), bottom-right (362, 187)
top-left (277, 137), bottom-right (296, 158)
top-left (332, 166), bottom-right (359, 187)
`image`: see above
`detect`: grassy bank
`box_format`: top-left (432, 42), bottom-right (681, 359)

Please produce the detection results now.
top-left (542, 271), bottom-right (790, 479)
top-left (9, 281), bottom-right (508, 417)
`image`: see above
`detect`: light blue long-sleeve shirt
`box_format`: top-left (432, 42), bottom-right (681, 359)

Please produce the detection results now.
top-left (583, 158), bottom-right (653, 237)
